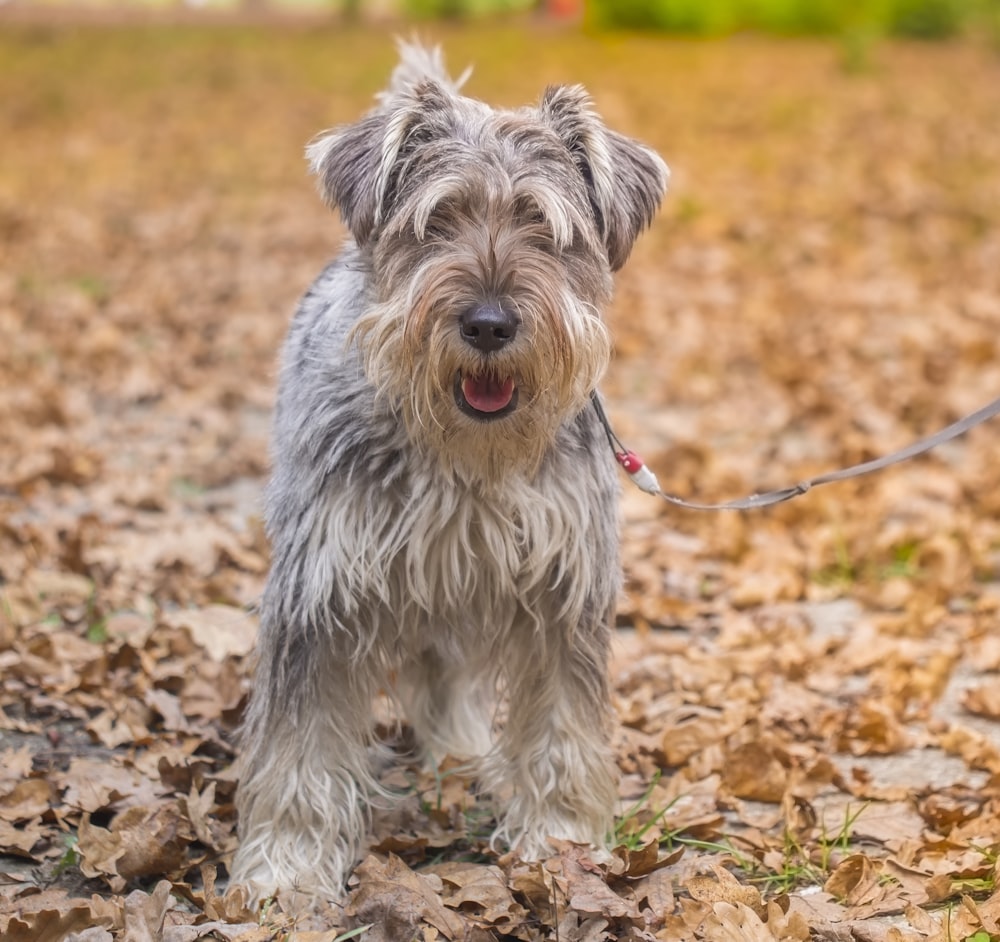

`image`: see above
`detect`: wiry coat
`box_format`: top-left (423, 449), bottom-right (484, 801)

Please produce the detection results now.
top-left (232, 43), bottom-right (668, 903)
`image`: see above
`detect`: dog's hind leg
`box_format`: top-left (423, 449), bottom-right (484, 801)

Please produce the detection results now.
top-left (397, 646), bottom-right (495, 765)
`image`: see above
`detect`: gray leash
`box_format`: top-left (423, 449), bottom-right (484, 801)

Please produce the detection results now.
top-left (591, 392), bottom-right (1000, 511)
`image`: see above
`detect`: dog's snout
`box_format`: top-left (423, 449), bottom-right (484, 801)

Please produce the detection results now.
top-left (459, 303), bottom-right (518, 352)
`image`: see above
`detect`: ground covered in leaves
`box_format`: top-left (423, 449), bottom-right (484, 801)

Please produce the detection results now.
top-left (1, 16), bottom-right (1000, 942)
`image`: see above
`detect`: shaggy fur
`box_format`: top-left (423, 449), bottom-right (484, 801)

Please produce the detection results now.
top-left (231, 42), bottom-right (668, 902)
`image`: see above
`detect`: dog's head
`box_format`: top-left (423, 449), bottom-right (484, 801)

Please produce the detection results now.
top-left (308, 42), bottom-right (668, 481)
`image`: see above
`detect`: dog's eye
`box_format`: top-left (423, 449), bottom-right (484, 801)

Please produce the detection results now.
top-left (526, 215), bottom-right (560, 255)
top-left (514, 206), bottom-right (557, 253)
top-left (422, 203), bottom-right (460, 243)
top-left (423, 222), bottom-right (452, 242)
top-left (421, 215), bottom-right (459, 243)
top-left (529, 231), bottom-right (559, 257)
top-left (510, 194), bottom-right (544, 228)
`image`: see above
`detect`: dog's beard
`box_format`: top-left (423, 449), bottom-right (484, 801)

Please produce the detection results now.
top-left (352, 294), bottom-right (611, 484)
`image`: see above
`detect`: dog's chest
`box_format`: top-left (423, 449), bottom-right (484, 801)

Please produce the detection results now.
top-left (327, 467), bottom-right (589, 631)
top-left (404, 474), bottom-right (582, 612)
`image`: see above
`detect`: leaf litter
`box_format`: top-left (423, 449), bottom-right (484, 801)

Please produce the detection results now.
top-left (1, 17), bottom-right (999, 942)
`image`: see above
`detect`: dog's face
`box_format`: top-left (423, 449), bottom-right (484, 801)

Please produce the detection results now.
top-left (308, 46), bottom-right (668, 482)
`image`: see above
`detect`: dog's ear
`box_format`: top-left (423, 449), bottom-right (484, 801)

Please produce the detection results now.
top-left (307, 78), bottom-right (455, 246)
top-left (540, 84), bottom-right (669, 271)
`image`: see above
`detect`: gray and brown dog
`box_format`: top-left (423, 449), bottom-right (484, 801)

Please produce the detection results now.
top-left (232, 42), bottom-right (668, 902)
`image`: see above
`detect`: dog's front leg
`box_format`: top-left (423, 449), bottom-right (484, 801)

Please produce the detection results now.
top-left (232, 610), bottom-right (382, 903)
top-left (486, 606), bottom-right (619, 859)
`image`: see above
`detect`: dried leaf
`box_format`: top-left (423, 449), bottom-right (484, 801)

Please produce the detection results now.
top-left (0, 779), bottom-right (53, 822)
top-left (962, 685), bottom-right (1000, 720)
top-left (722, 742), bottom-right (788, 802)
top-left (433, 861), bottom-right (527, 928)
top-left (3, 25), bottom-right (1000, 942)
top-left (121, 880), bottom-right (171, 942)
top-left (687, 864), bottom-right (764, 917)
top-left (701, 901), bottom-right (779, 941)
top-left (824, 855), bottom-right (880, 905)
top-left (78, 806), bottom-right (194, 888)
top-left (346, 855), bottom-right (466, 942)
top-left (161, 605), bottom-right (257, 662)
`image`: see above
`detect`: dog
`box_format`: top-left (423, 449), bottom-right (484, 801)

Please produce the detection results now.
top-left (231, 41), bottom-right (668, 902)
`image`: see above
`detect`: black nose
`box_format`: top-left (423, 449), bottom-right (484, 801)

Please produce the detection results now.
top-left (459, 303), bottom-right (518, 352)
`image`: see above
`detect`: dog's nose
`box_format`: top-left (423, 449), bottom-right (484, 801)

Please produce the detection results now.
top-left (459, 303), bottom-right (518, 352)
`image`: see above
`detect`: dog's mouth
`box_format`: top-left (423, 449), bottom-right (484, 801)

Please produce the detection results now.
top-left (455, 372), bottom-right (518, 420)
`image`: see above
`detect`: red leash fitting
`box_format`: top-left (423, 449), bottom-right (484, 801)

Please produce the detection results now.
top-left (615, 449), bottom-right (661, 495)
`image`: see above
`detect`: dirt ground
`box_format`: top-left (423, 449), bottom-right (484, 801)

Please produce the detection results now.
top-left (1, 17), bottom-right (1000, 942)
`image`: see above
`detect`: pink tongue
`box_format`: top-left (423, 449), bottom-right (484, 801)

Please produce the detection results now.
top-left (462, 375), bottom-right (515, 413)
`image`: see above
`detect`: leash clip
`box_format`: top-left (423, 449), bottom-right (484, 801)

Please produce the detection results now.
top-left (615, 449), bottom-right (661, 496)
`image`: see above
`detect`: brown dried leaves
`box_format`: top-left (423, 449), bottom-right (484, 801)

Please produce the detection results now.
top-left (2, 21), bottom-right (1000, 942)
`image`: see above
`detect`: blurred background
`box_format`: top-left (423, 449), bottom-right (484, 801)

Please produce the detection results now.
top-left (2, 0), bottom-right (998, 602)
top-left (2, 0), bottom-right (1000, 37)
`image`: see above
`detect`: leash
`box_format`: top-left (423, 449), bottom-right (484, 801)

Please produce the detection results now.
top-left (591, 392), bottom-right (1000, 511)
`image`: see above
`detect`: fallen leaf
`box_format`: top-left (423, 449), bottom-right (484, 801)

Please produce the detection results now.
top-left (121, 880), bottom-right (171, 942)
top-left (721, 742), bottom-right (788, 802)
top-left (0, 779), bottom-right (53, 823)
top-left (346, 854), bottom-right (466, 942)
top-left (687, 864), bottom-right (764, 917)
top-left (962, 685), bottom-right (1000, 720)
top-left (161, 605), bottom-right (257, 662)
